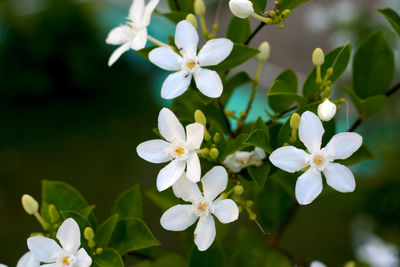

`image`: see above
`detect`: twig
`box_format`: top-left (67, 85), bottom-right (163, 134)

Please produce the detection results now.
top-left (217, 99), bottom-right (234, 138)
top-left (172, 0), bottom-right (181, 11)
top-left (245, 22), bottom-right (266, 45)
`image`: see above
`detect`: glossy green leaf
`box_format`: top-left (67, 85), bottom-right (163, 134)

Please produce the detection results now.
top-left (189, 242), bottom-right (225, 267)
top-left (94, 214), bottom-right (119, 248)
top-left (345, 87), bottom-right (388, 118)
top-left (222, 134), bottom-right (249, 158)
top-left (161, 12), bottom-right (187, 24)
top-left (244, 129), bottom-right (273, 153)
top-left (146, 187), bottom-right (181, 211)
top-left (136, 253), bottom-right (187, 267)
top-left (248, 164), bottom-right (270, 190)
top-left (353, 31), bottom-right (394, 98)
top-left (337, 144), bottom-right (374, 166)
top-left (252, 0), bottom-right (268, 13)
top-left (167, 0), bottom-right (193, 12)
top-left (92, 248), bottom-right (124, 267)
top-left (221, 71), bottom-right (252, 105)
top-left (112, 185), bottom-right (142, 219)
top-left (212, 44), bottom-right (259, 71)
top-left (378, 8), bottom-right (400, 36)
top-left (136, 46), bottom-right (157, 61)
top-left (277, 0), bottom-right (309, 10)
top-left (227, 17), bottom-right (251, 44)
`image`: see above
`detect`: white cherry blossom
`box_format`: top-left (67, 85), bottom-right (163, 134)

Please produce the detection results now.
top-left (223, 147), bottom-right (266, 173)
top-left (160, 167), bottom-right (239, 251)
top-left (28, 218), bottom-right (92, 267)
top-left (229, 0), bottom-right (255, 19)
top-left (136, 108), bottom-right (204, 191)
top-left (106, 0), bottom-right (159, 66)
top-left (269, 111), bottom-right (362, 205)
top-left (148, 20), bottom-right (233, 99)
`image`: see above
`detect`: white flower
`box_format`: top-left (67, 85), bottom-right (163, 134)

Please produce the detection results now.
top-left (269, 111), bottom-right (362, 205)
top-left (28, 218), bottom-right (92, 267)
top-left (17, 252), bottom-right (40, 267)
top-left (318, 99), bottom-right (337, 121)
top-left (160, 167), bottom-right (239, 251)
top-left (229, 0), bottom-right (254, 19)
top-left (223, 147), bottom-right (266, 173)
top-left (136, 108), bottom-right (204, 191)
top-left (310, 261), bottom-right (327, 267)
top-left (148, 20), bottom-right (233, 99)
top-left (106, 0), bottom-right (159, 66)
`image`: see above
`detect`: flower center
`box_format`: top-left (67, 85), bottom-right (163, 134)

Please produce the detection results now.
top-left (187, 60), bottom-right (196, 69)
top-left (197, 202), bottom-right (208, 211)
top-left (314, 155), bottom-right (324, 165)
top-left (175, 146), bottom-right (185, 155)
top-left (63, 256), bottom-right (70, 265)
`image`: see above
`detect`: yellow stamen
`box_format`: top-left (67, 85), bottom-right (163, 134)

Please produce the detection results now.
top-left (314, 156), bottom-right (323, 165)
top-left (175, 147), bottom-right (185, 155)
top-left (63, 257), bottom-right (70, 265)
top-left (126, 24), bottom-right (133, 29)
top-left (197, 202), bottom-right (207, 211)
top-left (187, 60), bottom-right (196, 69)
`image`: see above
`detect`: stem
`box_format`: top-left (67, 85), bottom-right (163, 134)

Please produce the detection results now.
top-left (172, 0), bottom-right (181, 11)
top-left (245, 22), bottom-right (265, 45)
top-left (251, 13), bottom-right (270, 24)
top-left (199, 16), bottom-right (210, 39)
top-left (217, 99), bottom-right (235, 138)
top-left (147, 35), bottom-right (173, 49)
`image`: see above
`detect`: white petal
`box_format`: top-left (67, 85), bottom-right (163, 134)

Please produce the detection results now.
top-left (130, 28), bottom-right (147, 50)
top-left (40, 264), bottom-right (56, 267)
top-left (323, 132), bottom-right (363, 160)
top-left (323, 163), bottom-right (355, 193)
top-left (136, 139), bottom-right (171, 163)
top-left (158, 107), bottom-right (186, 142)
top-left (57, 218), bottom-right (81, 253)
top-left (160, 205), bottom-right (198, 231)
top-left (172, 174), bottom-right (202, 202)
top-left (149, 47), bottom-right (182, 71)
top-left (269, 146), bottom-right (309, 173)
top-left (295, 168), bottom-right (323, 205)
top-left (310, 261), bottom-right (327, 267)
top-left (193, 68), bottom-right (223, 98)
top-left (175, 20), bottom-right (199, 57)
top-left (202, 166), bottom-right (228, 201)
top-left (161, 71), bottom-right (191, 99)
top-left (186, 123), bottom-right (204, 149)
top-left (143, 0), bottom-right (160, 26)
top-left (251, 147), bottom-right (266, 160)
top-left (129, 0), bottom-right (144, 23)
top-left (186, 152), bottom-right (201, 183)
top-left (108, 43), bottom-right (130, 67)
top-left (212, 199), bottom-right (239, 224)
top-left (229, 0), bottom-right (254, 19)
top-left (106, 25), bottom-right (130, 45)
top-left (299, 111), bottom-right (325, 154)
top-left (27, 236), bottom-right (61, 263)
top-left (157, 160), bottom-right (186, 191)
top-left (198, 39), bottom-right (233, 67)
top-left (76, 248), bottom-right (92, 267)
top-left (17, 252), bottom-right (39, 267)
top-left (194, 215), bottom-right (216, 251)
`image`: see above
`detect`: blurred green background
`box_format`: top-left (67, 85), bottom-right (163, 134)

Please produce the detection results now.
top-left (0, 0), bottom-right (400, 266)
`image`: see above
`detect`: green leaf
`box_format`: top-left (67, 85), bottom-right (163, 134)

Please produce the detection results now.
top-left (353, 31), bottom-right (394, 98)
top-left (337, 144), bottom-right (374, 166)
top-left (60, 210), bottom-right (92, 229)
top-left (92, 248), bottom-right (124, 267)
top-left (252, 0), bottom-right (268, 13)
top-left (221, 71), bottom-right (252, 105)
top-left (244, 129), bottom-right (273, 153)
top-left (161, 12), bottom-right (187, 24)
top-left (248, 164), bottom-right (270, 190)
top-left (303, 45), bottom-right (351, 99)
top-left (222, 134), bottom-right (249, 158)
top-left (94, 214), bottom-right (119, 248)
top-left (112, 185), bottom-right (142, 219)
top-left (212, 44), bottom-right (259, 71)
top-left (167, 0), bottom-right (193, 12)
top-left (345, 87), bottom-right (388, 118)
top-left (227, 17), bottom-right (251, 44)
top-left (378, 8), bottom-right (400, 36)
top-left (189, 242), bottom-right (225, 267)
top-left (136, 46), bottom-right (157, 61)
top-left (136, 253), bottom-right (187, 267)
top-left (146, 187), bottom-right (181, 211)
top-left (277, 0), bottom-right (309, 10)
top-left (110, 218), bottom-right (160, 255)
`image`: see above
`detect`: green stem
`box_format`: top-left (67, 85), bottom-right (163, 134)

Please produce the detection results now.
top-left (251, 13), bottom-right (270, 24)
top-left (199, 16), bottom-right (210, 39)
top-left (147, 35), bottom-right (173, 49)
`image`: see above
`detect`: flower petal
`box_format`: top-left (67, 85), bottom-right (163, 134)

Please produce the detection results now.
top-left (158, 107), bottom-right (186, 142)
top-left (130, 28), bottom-right (147, 50)
top-left (57, 218), bottom-right (81, 253)
top-left (172, 174), bottom-right (202, 202)
top-left (193, 68), bottom-right (223, 98)
top-left (175, 20), bottom-right (199, 57)
top-left (17, 252), bottom-right (39, 267)
top-left (186, 123), bottom-right (204, 149)
top-left (186, 152), bottom-right (201, 183)
top-left (149, 47), bottom-right (182, 71)
top-left (129, 0), bottom-right (144, 23)
top-left (108, 43), bottom-right (130, 67)
top-left (198, 38), bottom-right (233, 67)
top-left (269, 146), bottom-right (309, 173)
top-left (299, 111), bottom-right (325, 154)
top-left (161, 71), bottom-right (191, 99)
top-left (27, 236), bottom-right (61, 262)
top-left (202, 166), bottom-right (228, 201)
top-left (194, 215), bottom-right (216, 251)
top-left (106, 25), bottom-right (130, 45)
top-left (295, 168), bottom-right (323, 205)
top-left (212, 199), bottom-right (239, 224)
top-left (136, 139), bottom-right (171, 163)
top-left (157, 159), bottom-right (186, 191)
top-left (323, 132), bottom-right (363, 160)
top-left (323, 163), bottom-right (356, 193)
top-left (143, 0), bottom-right (160, 26)
top-left (160, 205), bottom-right (197, 231)
top-left (76, 248), bottom-right (92, 267)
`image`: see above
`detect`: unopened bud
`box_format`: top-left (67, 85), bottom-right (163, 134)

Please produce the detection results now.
top-left (209, 148), bottom-right (219, 159)
top-left (290, 113), bottom-right (300, 130)
top-left (194, 0), bottom-right (206, 16)
top-left (186, 14), bottom-right (198, 28)
top-left (234, 185), bottom-right (244, 195)
top-left (249, 213), bottom-right (257, 220)
top-left (278, 23), bottom-right (284, 29)
top-left (22, 194), bottom-right (39, 215)
top-left (84, 227), bottom-right (95, 241)
top-left (229, 0), bottom-right (254, 19)
top-left (194, 109), bottom-right (207, 126)
top-left (213, 133), bottom-right (221, 143)
top-left (326, 67), bottom-right (334, 77)
top-left (224, 109), bottom-right (236, 118)
top-left (48, 204), bottom-right (60, 223)
top-left (269, 10), bottom-right (276, 17)
top-left (96, 248), bottom-right (104, 255)
top-left (281, 9), bottom-right (291, 18)
top-left (265, 18), bottom-right (273, 24)
top-left (257, 41), bottom-right (271, 62)
top-left (246, 200), bottom-right (253, 207)
top-left (343, 261), bottom-right (356, 267)
top-left (312, 48), bottom-right (325, 66)
top-left (317, 99), bottom-right (337, 121)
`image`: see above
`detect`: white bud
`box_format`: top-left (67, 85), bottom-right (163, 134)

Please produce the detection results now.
top-left (22, 194), bottom-right (39, 215)
top-left (312, 48), bottom-right (325, 66)
top-left (257, 41), bottom-right (270, 62)
top-left (318, 99), bottom-right (337, 121)
top-left (229, 0), bottom-right (254, 19)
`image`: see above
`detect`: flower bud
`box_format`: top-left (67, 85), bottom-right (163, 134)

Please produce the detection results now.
top-left (96, 248), bottom-right (104, 255)
top-left (234, 185), bottom-right (244, 195)
top-left (257, 41), bottom-right (270, 62)
top-left (249, 213), bottom-right (257, 220)
top-left (246, 200), bottom-right (253, 207)
top-left (281, 9), bottom-right (291, 18)
top-left (213, 133), bottom-right (221, 143)
top-left (48, 204), bottom-right (60, 223)
top-left (209, 148), bottom-right (219, 159)
top-left (22, 194), bottom-right (39, 215)
top-left (318, 99), bottom-right (337, 121)
top-left (186, 14), bottom-right (198, 28)
top-left (229, 0), bottom-right (254, 19)
top-left (84, 227), bottom-right (95, 241)
top-left (194, 109), bottom-right (207, 126)
top-left (289, 113), bottom-right (300, 130)
top-left (194, 0), bottom-right (206, 16)
top-left (312, 48), bottom-right (325, 66)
